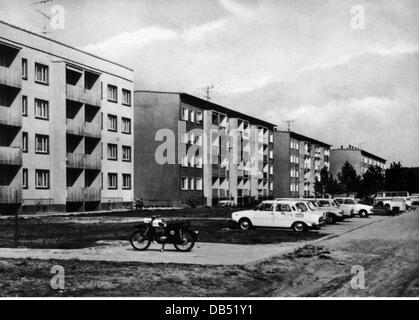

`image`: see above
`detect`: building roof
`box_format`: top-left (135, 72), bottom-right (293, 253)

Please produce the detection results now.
top-left (0, 20), bottom-right (133, 72)
top-left (331, 147), bottom-right (386, 163)
top-left (134, 90), bottom-right (276, 129)
top-left (275, 130), bottom-right (331, 147)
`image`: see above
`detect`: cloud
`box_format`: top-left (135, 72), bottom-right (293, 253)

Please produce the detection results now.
top-left (218, 0), bottom-right (253, 18)
top-left (182, 20), bottom-right (226, 41)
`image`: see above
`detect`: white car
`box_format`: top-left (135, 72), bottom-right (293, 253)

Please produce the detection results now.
top-left (275, 198), bottom-right (327, 223)
top-left (333, 197), bottom-right (372, 218)
top-left (307, 199), bottom-right (345, 222)
top-left (231, 200), bottom-right (323, 232)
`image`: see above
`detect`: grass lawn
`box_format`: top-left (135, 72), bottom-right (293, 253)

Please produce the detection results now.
top-left (0, 217), bottom-right (324, 249)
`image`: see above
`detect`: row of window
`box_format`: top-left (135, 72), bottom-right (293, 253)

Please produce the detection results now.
top-left (290, 154), bottom-right (300, 164)
top-left (21, 60), bottom-right (49, 85)
top-left (106, 85), bottom-right (132, 106)
top-left (106, 114), bottom-right (131, 134)
top-left (106, 144), bottom-right (132, 162)
top-left (290, 140), bottom-right (299, 150)
top-left (107, 173), bottom-right (131, 190)
top-left (21, 96), bottom-right (49, 119)
top-left (22, 133), bottom-right (49, 154)
top-left (181, 177), bottom-right (203, 191)
top-left (181, 106), bottom-right (203, 124)
top-left (290, 183), bottom-right (300, 192)
top-left (290, 169), bottom-right (299, 178)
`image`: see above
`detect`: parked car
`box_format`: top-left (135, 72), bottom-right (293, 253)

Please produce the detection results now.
top-left (333, 197), bottom-right (372, 218)
top-left (374, 191), bottom-right (411, 208)
top-left (218, 200), bottom-right (236, 208)
top-left (275, 198), bottom-right (327, 223)
top-left (373, 198), bottom-right (407, 212)
top-left (312, 198), bottom-right (346, 222)
top-left (231, 200), bottom-right (324, 232)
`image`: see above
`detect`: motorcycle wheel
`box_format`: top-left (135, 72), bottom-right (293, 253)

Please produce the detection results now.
top-left (130, 229), bottom-right (152, 251)
top-left (174, 231), bottom-right (195, 252)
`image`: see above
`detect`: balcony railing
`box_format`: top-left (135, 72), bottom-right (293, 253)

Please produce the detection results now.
top-left (84, 88), bottom-right (101, 107)
top-left (66, 118), bottom-right (85, 136)
top-left (85, 187), bottom-right (101, 202)
top-left (66, 187), bottom-right (84, 202)
top-left (0, 66), bottom-right (22, 88)
top-left (0, 147), bottom-right (22, 166)
top-left (0, 186), bottom-right (22, 204)
top-left (66, 153), bottom-right (85, 169)
top-left (66, 84), bottom-right (85, 103)
top-left (85, 153), bottom-right (101, 170)
top-left (0, 105), bottom-right (22, 127)
top-left (84, 121), bottom-right (101, 139)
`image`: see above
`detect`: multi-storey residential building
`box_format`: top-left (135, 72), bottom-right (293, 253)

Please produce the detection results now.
top-left (330, 145), bottom-right (386, 177)
top-left (273, 130), bottom-right (331, 198)
top-left (0, 21), bottom-right (134, 214)
top-left (134, 91), bottom-right (275, 207)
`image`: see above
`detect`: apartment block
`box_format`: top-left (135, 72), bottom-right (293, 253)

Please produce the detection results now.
top-left (330, 145), bottom-right (386, 177)
top-left (273, 130), bottom-right (331, 198)
top-left (0, 21), bottom-right (134, 214)
top-left (134, 91), bottom-right (275, 207)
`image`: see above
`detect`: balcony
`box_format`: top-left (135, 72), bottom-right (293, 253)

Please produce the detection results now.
top-left (66, 118), bottom-right (85, 136)
top-left (0, 105), bottom-right (22, 127)
top-left (66, 153), bottom-right (85, 169)
top-left (66, 84), bottom-right (85, 103)
top-left (66, 187), bottom-right (84, 202)
top-left (212, 165), bottom-right (220, 176)
top-left (85, 153), bottom-right (101, 170)
top-left (0, 66), bottom-right (21, 89)
top-left (84, 88), bottom-right (101, 107)
top-left (0, 186), bottom-right (22, 204)
top-left (85, 187), bottom-right (101, 202)
top-left (84, 121), bottom-right (101, 139)
top-left (0, 147), bottom-right (22, 166)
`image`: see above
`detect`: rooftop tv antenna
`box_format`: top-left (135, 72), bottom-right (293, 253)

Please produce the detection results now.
top-left (284, 120), bottom-right (295, 131)
top-left (31, 0), bottom-right (54, 35)
top-left (201, 85), bottom-right (215, 101)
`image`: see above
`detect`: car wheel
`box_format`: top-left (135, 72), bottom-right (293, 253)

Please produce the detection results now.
top-left (359, 210), bottom-right (369, 218)
top-left (292, 222), bottom-right (307, 233)
top-left (238, 218), bottom-right (252, 230)
top-left (325, 214), bottom-right (335, 224)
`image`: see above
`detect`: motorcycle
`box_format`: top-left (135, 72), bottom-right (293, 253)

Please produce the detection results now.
top-left (129, 216), bottom-right (198, 252)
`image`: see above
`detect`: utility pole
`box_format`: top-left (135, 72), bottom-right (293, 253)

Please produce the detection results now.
top-left (284, 120), bottom-right (295, 131)
top-left (31, 0), bottom-right (54, 35)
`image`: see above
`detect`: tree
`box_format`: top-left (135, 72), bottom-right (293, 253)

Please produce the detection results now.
top-left (385, 162), bottom-right (408, 191)
top-left (314, 167), bottom-right (343, 197)
top-left (338, 161), bottom-right (361, 196)
top-left (358, 165), bottom-right (385, 198)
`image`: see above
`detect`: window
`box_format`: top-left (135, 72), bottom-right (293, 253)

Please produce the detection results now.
top-left (22, 59), bottom-right (28, 80)
top-left (22, 132), bottom-right (28, 153)
top-left (122, 174), bottom-right (131, 190)
top-left (196, 177), bottom-right (203, 190)
top-left (22, 96), bottom-right (27, 116)
top-left (190, 110), bottom-right (195, 123)
top-left (35, 134), bottom-right (49, 154)
top-left (196, 111), bottom-right (203, 124)
top-left (122, 146), bottom-right (131, 162)
top-left (35, 170), bottom-right (49, 189)
top-left (344, 199), bottom-right (356, 205)
top-left (22, 169), bottom-right (28, 189)
top-left (181, 154), bottom-right (188, 167)
top-left (190, 177), bottom-right (195, 190)
top-left (35, 63), bottom-right (49, 84)
top-left (107, 144), bottom-right (118, 160)
top-left (34, 99), bottom-right (49, 119)
top-left (108, 114), bottom-right (117, 132)
top-left (181, 177), bottom-right (188, 190)
top-left (108, 173), bottom-right (118, 189)
top-left (122, 89), bottom-right (131, 106)
top-left (122, 117), bottom-right (131, 134)
top-left (107, 85), bottom-right (118, 102)
top-left (262, 203), bottom-right (274, 211)
top-left (181, 107), bottom-right (189, 121)
top-left (277, 204), bottom-right (291, 212)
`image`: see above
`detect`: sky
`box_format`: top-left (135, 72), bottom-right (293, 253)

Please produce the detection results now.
top-left (1, 0), bottom-right (418, 166)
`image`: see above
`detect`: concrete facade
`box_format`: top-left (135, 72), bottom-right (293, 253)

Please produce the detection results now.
top-left (330, 146), bottom-right (386, 177)
top-left (0, 21), bottom-right (134, 214)
top-left (273, 131), bottom-right (331, 198)
top-left (134, 91), bottom-right (275, 207)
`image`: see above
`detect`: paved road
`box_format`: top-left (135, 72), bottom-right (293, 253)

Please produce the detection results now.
top-left (0, 215), bottom-right (389, 265)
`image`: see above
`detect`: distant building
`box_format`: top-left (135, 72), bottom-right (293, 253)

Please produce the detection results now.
top-left (330, 145), bottom-right (386, 177)
top-left (134, 91), bottom-right (275, 207)
top-left (273, 131), bottom-right (331, 198)
top-left (0, 21), bottom-right (134, 214)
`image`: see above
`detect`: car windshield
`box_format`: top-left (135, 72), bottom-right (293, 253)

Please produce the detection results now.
top-left (332, 200), bottom-right (340, 206)
top-left (306, 202), bottom-right (316, 211)
top-left (295, 203), bottom-right (308, 212)
top-left (344, 199), bottom-right (356, 204)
